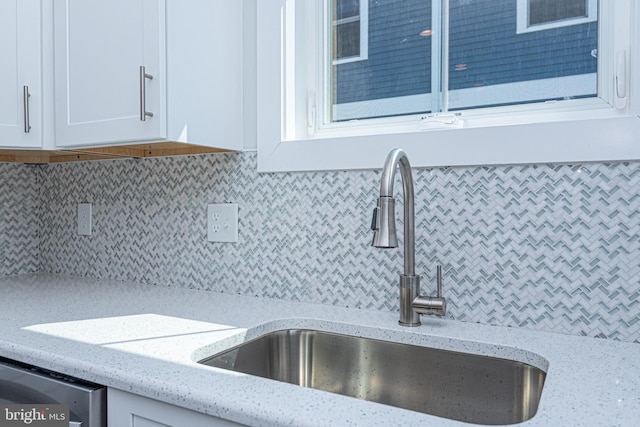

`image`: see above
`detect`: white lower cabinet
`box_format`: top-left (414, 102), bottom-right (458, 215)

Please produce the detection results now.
top-left (108, 388), bottom-right (244, 427)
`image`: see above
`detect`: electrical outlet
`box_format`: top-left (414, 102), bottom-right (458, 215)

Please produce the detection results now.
top-left (207, 203), bottom-right (238, 243)
top-left (78, 203), bottom-right (92, 236)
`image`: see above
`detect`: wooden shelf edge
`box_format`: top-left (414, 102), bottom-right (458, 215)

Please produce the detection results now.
top-left (0, 142), bottom-right (234, 164)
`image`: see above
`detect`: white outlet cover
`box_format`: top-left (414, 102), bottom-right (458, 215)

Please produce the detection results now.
top-left (207, 203), bottom-right (238, 243)
top-left (78, 203), bottom-right (92, 236)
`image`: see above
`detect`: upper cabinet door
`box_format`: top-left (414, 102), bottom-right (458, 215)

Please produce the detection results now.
top-left (0, 0), bottom-right (42, 148)
top-left (54, 0), bottom-right (166, 147)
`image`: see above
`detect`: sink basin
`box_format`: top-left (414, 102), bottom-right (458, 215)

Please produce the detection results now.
top-left (198, 329), bottom-right (546, 425)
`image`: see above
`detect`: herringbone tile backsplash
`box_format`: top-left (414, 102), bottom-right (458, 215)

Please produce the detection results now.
top-left (5, 152), bottom-right (640, 342)
top-left (0, 163), bottom-right (40, 276)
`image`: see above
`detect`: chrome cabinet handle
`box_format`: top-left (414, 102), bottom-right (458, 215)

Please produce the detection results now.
top-left (23, 85), bottom-right (31, 133)
top-left (139, 66), bottom-right (154, 121)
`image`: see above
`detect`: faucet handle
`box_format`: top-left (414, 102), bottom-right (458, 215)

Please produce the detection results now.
top-left (412, 265), bottom-right (447, 317)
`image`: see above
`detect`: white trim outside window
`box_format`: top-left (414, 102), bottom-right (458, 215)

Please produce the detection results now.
top-left (516, 0), bottom-right (598, 34)
top-left (332, 0), bottom-right (369, 65)
top-left (257, 0), bottom-right (640, 173)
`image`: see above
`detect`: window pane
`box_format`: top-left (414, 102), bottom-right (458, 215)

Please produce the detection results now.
top-left (529, 0), bottom-right (587, 26)
top-left (328, 0), bottom-right (598, 122)
top-left (334, 20), bottom-right (361, 60)
top-left (330, 0), bottom-right (431, 122)
top-left (334, 0), bottom-right (360, 21)
top-left (448, 0), bottom-right (597, 110)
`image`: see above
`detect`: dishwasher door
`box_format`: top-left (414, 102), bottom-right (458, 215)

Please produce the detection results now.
top-left (0, 357), bottom-right (106, 427)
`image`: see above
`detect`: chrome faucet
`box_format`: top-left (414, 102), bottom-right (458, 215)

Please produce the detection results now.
top-left (371, 148), bottom-right (446, 326)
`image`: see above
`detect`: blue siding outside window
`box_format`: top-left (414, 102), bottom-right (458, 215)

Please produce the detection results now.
top-left (333, 0), bottom-right (597, 106)
top-left (448, 0), bottom-right (597, 91)
top-left (334, 0), bottom-right (431, 104)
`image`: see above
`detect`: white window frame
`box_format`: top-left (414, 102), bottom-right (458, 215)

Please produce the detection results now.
top-left (516, 0), bottom-right (598, 34)
top-left (257, 0), bottom-right (640, 173)
top-left (332, 0), bottom-right (368, 65)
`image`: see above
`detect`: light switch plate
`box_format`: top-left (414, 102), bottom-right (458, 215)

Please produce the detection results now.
top-left (207, 203), bottom-right (238, 243)
top-left (78, 203), bottom-right (92, 236)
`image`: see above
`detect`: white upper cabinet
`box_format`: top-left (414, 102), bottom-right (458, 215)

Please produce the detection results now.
top-left (54, 0), bottom-right (243, 151)
top-left (53, 0), bottom-right (165, 146)
top-left (0, 0), bottom-right (44, 149)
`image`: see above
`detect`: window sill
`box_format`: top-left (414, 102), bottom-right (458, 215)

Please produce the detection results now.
top-left (258, 114), bottom-right (640, 172)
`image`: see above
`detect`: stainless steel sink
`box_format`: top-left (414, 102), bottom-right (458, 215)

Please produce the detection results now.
top-left (198, 329), bottom-right (546, 425)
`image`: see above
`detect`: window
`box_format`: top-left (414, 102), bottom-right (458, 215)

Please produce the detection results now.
top-left (330, 0), bottom-right (430, 121)
top-left (529, 0), bottom-right (586, 25)
top-left (332, 0), bottom-right (368, 64)
top-left (330, 0), bottom-right (598, 122)
top-left (257, 1), bottom-right (640, 172)
top-left (517, 0), bottom-right (597, 33)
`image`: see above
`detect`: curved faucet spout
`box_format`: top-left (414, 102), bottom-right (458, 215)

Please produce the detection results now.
top-left (373, 149), bottom-right (415, 276)
top-left (371, 148), bottom-right (446, 326)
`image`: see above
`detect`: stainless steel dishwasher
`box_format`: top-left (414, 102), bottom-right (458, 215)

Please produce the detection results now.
top-left (0, 356), bottom-right (106, 427)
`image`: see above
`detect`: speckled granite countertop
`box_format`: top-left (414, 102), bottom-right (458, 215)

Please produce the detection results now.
top-left (0, 274), bottom-right (638, 426)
